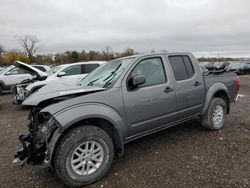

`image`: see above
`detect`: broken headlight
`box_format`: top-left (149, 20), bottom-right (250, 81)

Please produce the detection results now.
top-left (16, 86), bottom-right (29, 101)
top-left (38, 112), bottom-right (60, 141)
top-left (13, 112), bottom-right (60, 165)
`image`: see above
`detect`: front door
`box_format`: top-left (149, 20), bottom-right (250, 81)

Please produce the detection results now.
top-left (4, 67), bottom-right (32, 85)
top-left (122, 56), bottom-right (177, 137)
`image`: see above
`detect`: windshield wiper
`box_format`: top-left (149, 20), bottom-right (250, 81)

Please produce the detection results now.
top-left (86, 76), bottom-right (103, 86)
top-left (103, 64), bottom-right (121, 82)
top-left (85, 64), bottom-right (122, 87)
top-left (103, 64), bottom-right (123, 88)
top-left (103, 74), bottom-right (117, 88)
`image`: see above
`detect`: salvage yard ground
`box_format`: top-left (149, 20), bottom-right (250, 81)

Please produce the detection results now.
top-left (0, 76), bottom-right (249, 188)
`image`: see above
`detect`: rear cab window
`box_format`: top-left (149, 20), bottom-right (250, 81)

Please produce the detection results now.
top-left (168, 55), bottom-right (195, 81)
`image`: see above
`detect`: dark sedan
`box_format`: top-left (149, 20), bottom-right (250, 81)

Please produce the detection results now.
top-left (228, 61), bottom-right (250, 75)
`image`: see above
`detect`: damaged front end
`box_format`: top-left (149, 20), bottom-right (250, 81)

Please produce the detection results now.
top-left (13, 108), bottom-right (60, 165)
top-left (12, 84), bottom-right (30, 104)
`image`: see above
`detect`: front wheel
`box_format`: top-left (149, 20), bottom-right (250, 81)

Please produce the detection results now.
top-left (54, 125), bottom-right (114, 187)
top-left (201, 97), bottom-right (227, 130)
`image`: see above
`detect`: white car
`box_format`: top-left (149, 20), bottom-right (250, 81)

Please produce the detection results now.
top-left (31, 65), bottom-right (51, 72)
top-left (0, 62), bottom-right (46, 95)
top-left (14, 61), bottom-right (106, 104)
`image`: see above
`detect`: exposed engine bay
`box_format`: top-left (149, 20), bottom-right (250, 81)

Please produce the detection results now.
top-left (13, 108), bottom-right (59, 165)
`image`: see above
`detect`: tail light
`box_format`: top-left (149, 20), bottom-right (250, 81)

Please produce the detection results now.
top-left (235, 76), bottom-right (240, 91)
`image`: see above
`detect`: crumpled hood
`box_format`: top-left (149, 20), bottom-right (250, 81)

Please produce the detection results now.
top-left (22, 82), bottom-right (106, 106)
top-left (14, 60), bottom-right (47, 77)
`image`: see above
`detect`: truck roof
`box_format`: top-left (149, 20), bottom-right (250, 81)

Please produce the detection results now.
top-left (118, 52), bottom-right (193, 60)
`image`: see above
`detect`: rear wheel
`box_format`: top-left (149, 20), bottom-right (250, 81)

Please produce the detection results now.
top-left (202, 97), bottom-right (227, 130)
top-left (54, 125), bottom-right (114, 187)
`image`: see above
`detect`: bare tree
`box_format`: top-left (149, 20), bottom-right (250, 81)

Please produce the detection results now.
top-left (17, 35), bottom-right (39, 63)
top-left (0, 45), bottom-right (4, 54)
top-left (102, 46), bottom-right (114, 60)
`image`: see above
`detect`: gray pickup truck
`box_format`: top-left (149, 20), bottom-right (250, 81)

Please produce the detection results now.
top-left (14, 52), bottom-right (240, 187)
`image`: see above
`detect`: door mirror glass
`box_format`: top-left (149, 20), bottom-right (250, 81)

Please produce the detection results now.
top-left (57, 71), bottom-right (66, 77)
top-left (129, 75), bottom-right (146, 88)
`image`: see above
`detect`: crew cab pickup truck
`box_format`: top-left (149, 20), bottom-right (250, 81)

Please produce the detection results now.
top-left (14, 52), bottom-right (240, 187)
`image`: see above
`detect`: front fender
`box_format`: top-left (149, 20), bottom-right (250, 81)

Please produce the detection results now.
top-left (202, 82), bottom-right (229, 115)
top-left (43, 103), bottom-right (127, 164)
top-left (55, 103), bottom-right (126, 134)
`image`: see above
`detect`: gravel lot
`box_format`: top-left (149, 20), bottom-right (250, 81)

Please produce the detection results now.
top-left (0, 76), bottom-right (249, 188)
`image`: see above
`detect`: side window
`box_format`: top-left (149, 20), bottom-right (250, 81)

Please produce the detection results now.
top-left (245, 63), bottom-right (250, 68)
top-left (130, 57), bottom-right (166, 87)
top-left (9, 67), bottom-right (26, 75)
top-left (182, 56), bottom-right (194, 78)
top-left (169, 55), bottom-right (195, 81)
top-left (82, 64), bottom-right (99, 74)
top-left (169, 56), bottom-right (188, 81)
top-left (63, 65), bottom-right (81, 76)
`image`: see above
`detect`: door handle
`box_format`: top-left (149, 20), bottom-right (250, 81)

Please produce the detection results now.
top-left (164, 87), bottom-right (174, 93)
top-left (194, 81), bottom-right (202, 87)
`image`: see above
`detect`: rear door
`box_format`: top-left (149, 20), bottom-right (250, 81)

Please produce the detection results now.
top-left (167, 55), bottom-right (205, 120)
top-left (122, 56), bottom-right (177, 137)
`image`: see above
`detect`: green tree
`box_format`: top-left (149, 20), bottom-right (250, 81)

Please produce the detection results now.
top-left (71, 51), bottom-right (80, 63)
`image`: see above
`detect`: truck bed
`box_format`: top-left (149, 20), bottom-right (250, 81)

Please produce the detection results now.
top-left (204, 72), bottom-right (238, 102)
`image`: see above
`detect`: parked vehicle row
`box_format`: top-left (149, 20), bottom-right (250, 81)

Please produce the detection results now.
top-left (12, 61), bottom-right (106, 104)
top-left (0, 63), bottom-right (47, 95)
top-left (201, 60), bottom-right (250, 75)
top-left (13, 52), bottom-right (240, 187)
top-left (228, 61), bottom-right (250, 75)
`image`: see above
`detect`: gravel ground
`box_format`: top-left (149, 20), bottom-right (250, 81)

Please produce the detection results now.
top-left (0, 76), bottom-right (249, 188)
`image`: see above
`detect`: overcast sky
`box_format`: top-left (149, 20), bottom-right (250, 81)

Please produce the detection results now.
top-left (0, 0), bottom-right (250, 56)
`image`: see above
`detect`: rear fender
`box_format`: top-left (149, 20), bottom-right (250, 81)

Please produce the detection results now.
top-left (202, 83), bottom-right (229, 115)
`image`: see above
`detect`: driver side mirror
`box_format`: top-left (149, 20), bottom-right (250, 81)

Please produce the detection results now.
top-left (57, 71), bottom-right (66, 77)
top-left (129, 75), bottom-right (146, 89)
top-left (5, 72), bottom-right (11, 76)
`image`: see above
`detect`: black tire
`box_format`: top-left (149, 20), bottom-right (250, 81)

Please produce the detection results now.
top-left (201, 97), bottom-right (227, 130)
top-left (0, 85), bottom-right (3, 95)
top-left (54, 125), bottom-right (114, 187)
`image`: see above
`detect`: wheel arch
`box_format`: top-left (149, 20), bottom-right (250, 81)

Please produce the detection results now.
top-left (49, 117), bottom-right (124, 168)
top-left (47, 104), bottom-right (127, 168)
top-left (0, 80), bottom-right (6, 89)
top-left (213, 90), bottom-right (230, 113)
top-left (202, 83), bottom-right (230, 115)
top-left (30, 85), bottom-right (44, 94)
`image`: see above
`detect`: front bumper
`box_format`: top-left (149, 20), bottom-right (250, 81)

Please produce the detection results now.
top-left (14, 112), bottom-right (59, 165)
